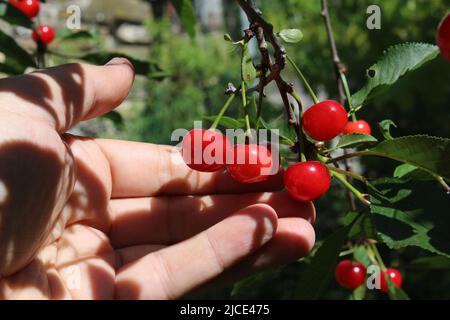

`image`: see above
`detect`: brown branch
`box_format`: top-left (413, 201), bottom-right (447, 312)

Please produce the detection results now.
top-left (236, 0), bottom-right (303, 159)
top-left (321, 0), bottom-right (357, 210)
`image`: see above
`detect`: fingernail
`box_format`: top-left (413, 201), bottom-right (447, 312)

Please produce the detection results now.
top-left (105, 57), bottom-right (135, 72)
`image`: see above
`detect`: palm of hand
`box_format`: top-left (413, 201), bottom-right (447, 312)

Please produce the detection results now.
top-left (0, 59), bottom-right (315, 300)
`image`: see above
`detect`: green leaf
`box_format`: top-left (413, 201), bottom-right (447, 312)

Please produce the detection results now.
top-left (352, 43), bottom-right (439, 107)
top-left (258, 118), bottom-right (295, 146)
top-left (0, 29), bottom-right (36, 73)
top-left (293, 224), bottom-right (353, 299)
top-left (202, 115), bottom-right (245, 129)
top-left (344, 211), bottom-right (377, 240)
top-left (171, 0), bottom-right (197, 39)
top-left (335, 133), bottom-right (378, 150)
top-left (367, 178), bottom-right (450, 257)
top-left (241, 43), bottom-right (256, 85)
top-left (366, 135), bottom-right (450, 180)
top-left (378, 119), bottom-right (397, 140)
top-left (277, 29), bottom-right (303, 44)
top-left (408, 256), bottom-right (450, 270)
top-left (79, 52), bottom-right (167, 78)
top-left (352, 246), bottom-right (372, 267)
top-left (349, 285), bottom-right (366, 300)
top-left (0, 2), bottom-right (32, 28)
top-left (57, 30), bottom-right (98, 42)
top-left (101, 111), bottom-right (124, 130)
top-left (388, 283), bottom-right (410, 300)
top-left (231, 269), bottom-right (279, 298)
top-left (393, 164), bottom-right (434, 181)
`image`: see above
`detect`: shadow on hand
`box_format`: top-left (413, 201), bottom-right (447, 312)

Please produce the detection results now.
top-left (0, 64), bottom-right (86, 132)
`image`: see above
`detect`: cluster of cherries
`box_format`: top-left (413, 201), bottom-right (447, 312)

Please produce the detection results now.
top-left (181, 99), bottom-right (371, 202)
top-left (335, 260), bottom-right (403, 293)
top-left (9, 0), bottom-right (55, 45)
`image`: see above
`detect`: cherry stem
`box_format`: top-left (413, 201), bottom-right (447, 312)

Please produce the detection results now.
top-left (241, 80), bottom-right (252, 134)
top-left (286, 55), bottom-right (319, 104)
top-left (327, 151), bottom-right (367, 164)
top-left (434, 175), bottom-right (450, 194)
top-left (370, 244), bottom-right (387, 272)
top-left (331, 171), bottom-right (371, 207)
top-left (328, 166), bottom-right (367, 183)
top-left (210, 93), bottom-right (236, 130)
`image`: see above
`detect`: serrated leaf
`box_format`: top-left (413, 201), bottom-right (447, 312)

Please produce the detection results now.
top-left (202, 115), bottom-right (245, 129)
top-left (171, 0), bottom-right (196, 39)
top-left (241, 43), bottom-right (256, 85)
top-left (335, 134), bottom-right (378, 149)
top-left (277, 29), bottom-right (303, 44)
top-left (79, 52), bottom-right (166, 78)
top-left (366, 135), bottom-right (450, 180)
top-left (378, 119), bottom-right (397, 140)
top-left (394, 164), bottom-right (434, 181)
top-left (408, 256), bottom-right (450, 270)
top-left (293, 224), bottom-right (353, 299)
top-left (352, 43), bottom-right (440, 107)
top-left (367, 178), bottom-right (450, 257)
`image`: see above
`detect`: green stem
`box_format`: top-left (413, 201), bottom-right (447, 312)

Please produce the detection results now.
top-left (287, 55), bottom-right (319, 104)
top-left (210, 93), bottom-right (236, 130)
top-left (327, 151), bottom-right (367, 164)
top-left (241, 81), bottom-right (251, 133)
top-left (328, 166), bottom-right (366, 183)
top-left (434, 175), bottom-right (450, 193)
top-left (339, 72), bottom-right (357, 121)
top-left (332, 171), bottom-right (370, 207)
top-left (370, 244), bottom-right (387, 272)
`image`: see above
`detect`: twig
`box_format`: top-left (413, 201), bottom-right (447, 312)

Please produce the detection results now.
top-left (321, 0), bottom-right (357, 210)
top-left (236, 0), bottom-right (304, 160)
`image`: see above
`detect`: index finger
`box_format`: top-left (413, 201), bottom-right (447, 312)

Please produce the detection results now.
top-left (94, 139), bottom-right (284, 198)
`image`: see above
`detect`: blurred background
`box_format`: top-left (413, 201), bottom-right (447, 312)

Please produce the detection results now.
top-left (1, 0), bottom-right (450, 299)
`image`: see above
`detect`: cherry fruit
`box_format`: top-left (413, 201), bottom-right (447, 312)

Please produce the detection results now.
top-left (302, 100), bottom-right (348, 141)
top-left (284, 161), bottom-right (331, 202)
top-left (33, 25), bottom-right (55, 46)
top-left (227, 144), bottom-right (273, 184)
top-left (343, 120), bottom-right (372, 135)
top-left (181, 129), bottom-right (228, 172)
top-left (335, 260), bottom-right (367, 290)
top-left (437, 13), bottom-right (450, 62)
top-left (380, 268), bottom-right (403, 293)
top-left (9, 0), bottom-right (40, 19)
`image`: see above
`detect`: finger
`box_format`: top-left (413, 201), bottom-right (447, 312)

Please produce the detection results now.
top-left (203, 218), bottom-right (315, 290)
top-left (114, 218), bottom-right (314, 273)
top-left (0, 58), bottom-right (134, 132)
top-left (94, 139), bottom-right (284, 198)
top-left (109, 192), bottom-right (315, 248)
top-left (114, 204), bottom-right (278, 299)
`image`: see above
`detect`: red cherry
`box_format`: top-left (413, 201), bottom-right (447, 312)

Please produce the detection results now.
top-left (181, 129), bottom-right (228, 172)
top-left (9, 0), bottom-right (40, 19)
top-left (302, 100), bottom-right (348, 141)
top-left (284, 161), bottom-right (331, 202)
top-left (343, 120), bottom-right (372, 135)
top-left (227, 144), bottom-right (273, 184)
top-left (380, 268), bottom-right (403, 293)
top-left (33, 25), bottom-right (55, 46)
top-left (335, 260), bottom-right (367, 290)
top-left (437, 13), bottom-right (450, 62)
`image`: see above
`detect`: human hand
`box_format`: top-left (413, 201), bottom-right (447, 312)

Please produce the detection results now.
top-left (0, 59), bottom-right (315, 299)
